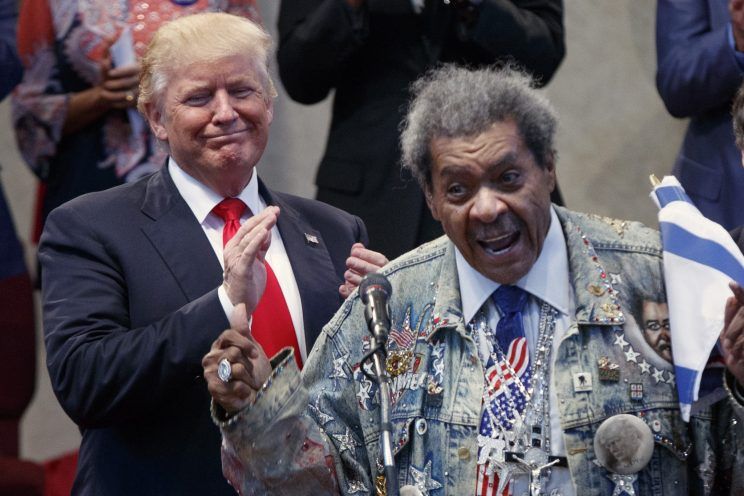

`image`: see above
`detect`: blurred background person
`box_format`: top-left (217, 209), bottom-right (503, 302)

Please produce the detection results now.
top-left (277, 0), bottom-right (565, 259)
top-left (11, 0), bottom-right (261, 240)
top-left (0, 0), bottom-right (42, 494)
top-left (656, 0), bottom-right (744, 231)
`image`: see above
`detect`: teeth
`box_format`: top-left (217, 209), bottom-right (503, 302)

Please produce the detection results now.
top-left (479, 232), bottom-right (518, 254)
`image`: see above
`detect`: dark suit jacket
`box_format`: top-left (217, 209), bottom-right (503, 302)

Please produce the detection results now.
top-left (39, 166), bottom-right (367, 496)
top-left (278, 0), bottom-right (565, 259)
top-left (656, 0), bottom-right (744, 230)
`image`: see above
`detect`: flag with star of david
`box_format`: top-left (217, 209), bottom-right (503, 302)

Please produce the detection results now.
top-left (651, 176), bottom-right (744, 421)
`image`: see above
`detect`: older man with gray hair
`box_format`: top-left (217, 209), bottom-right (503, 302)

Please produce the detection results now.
top-left (205, 65), bottom-right (744, 495)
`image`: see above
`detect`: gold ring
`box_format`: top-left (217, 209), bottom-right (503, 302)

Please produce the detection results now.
top-left (125, 92), bottom-right (135, 102)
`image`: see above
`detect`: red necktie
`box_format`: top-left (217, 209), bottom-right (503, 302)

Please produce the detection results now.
top-left (212, 198), bottom-right (302, 369)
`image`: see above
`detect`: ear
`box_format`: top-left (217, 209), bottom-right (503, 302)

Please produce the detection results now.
top-left (144, 102), bottom-right (168, 141)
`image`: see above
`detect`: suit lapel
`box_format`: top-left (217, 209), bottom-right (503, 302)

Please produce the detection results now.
top-left (140, 168), bottom-right (223, 301)
top-left (260, 181), bottom-right (342, 348)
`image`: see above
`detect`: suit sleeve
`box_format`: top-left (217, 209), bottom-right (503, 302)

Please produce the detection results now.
top-left (277, 0), bottom-right (564, 104)
top-left (39, 204), bottom-right (230, 428)
top-left (656, 0), bottom-right (744, 118)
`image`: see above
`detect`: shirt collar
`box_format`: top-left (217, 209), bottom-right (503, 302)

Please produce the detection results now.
top-left (456, 207), bottom-right (571, 322)
top-left (168, 158), bottom-right (262, 222)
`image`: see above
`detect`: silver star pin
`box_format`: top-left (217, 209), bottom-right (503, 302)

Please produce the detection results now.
top-left (347, 479), bottom-right (368, 494)
top-left (614, 334), bottom-right (629, 348)
top-left (332, 427), bottom-right (359, 453)
top-left (409, 460), bottom-right (443, 495)
top-left (624, 348), bottom-right (640, 363)
top-left (610, 273), bottom-right (623, 285)
top-left (652, 368), bottom-right (666, 384)
top-left (638, 360), bottom-right (651, 374)
top-left (609, 473), bottom-right (637, 496)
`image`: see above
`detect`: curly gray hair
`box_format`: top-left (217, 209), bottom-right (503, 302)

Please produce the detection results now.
top-left (400, 65), bottom-right (558, 189)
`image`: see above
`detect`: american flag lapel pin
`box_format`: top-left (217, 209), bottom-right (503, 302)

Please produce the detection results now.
top-left (304, 233), bottom-right (319, 246)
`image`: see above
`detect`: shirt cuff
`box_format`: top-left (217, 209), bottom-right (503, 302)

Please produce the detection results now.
top-left (728, 23), bottom-right (744, 71)
top-left (218, 284), bottom-right (236, 319)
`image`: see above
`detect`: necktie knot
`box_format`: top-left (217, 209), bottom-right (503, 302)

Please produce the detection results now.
top-left (492, 285), bottom-right (528, 316)
top-left (212, 198), bottom-right (247, 222)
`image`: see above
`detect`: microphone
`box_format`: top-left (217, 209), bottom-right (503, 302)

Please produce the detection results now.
top-left (359, 273), bottom-right (398, 496)
top-left (359, 273), bottom-right (392, 342)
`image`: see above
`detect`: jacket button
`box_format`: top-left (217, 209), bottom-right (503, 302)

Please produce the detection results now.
top-left (415, 418), bottom-right (427, 435)
top-left (457, 447), bottom-right (470, 460)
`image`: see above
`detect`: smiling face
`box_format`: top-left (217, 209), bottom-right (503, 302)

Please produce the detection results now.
top-left (145, 54), bottom-right (273, 197)
top-left (426, 120), bottom-right (556, 284)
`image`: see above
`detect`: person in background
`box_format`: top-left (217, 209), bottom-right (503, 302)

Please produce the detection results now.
top-left (39, 13), bottom-right (385, 496)
top-left (204, 65), bottom-right (744, 495)
top-left (277, 0), bottom-right (565, 260)
top-left (0, 1), bottom-right (38, 493)
top-left (11, 0), bottom-right (260, 236)
top-left (656, 0), bottom-right (744, 231)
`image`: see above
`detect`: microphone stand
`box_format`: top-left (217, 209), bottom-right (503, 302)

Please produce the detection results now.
top-left (361, 326), bottom-right (399, 496)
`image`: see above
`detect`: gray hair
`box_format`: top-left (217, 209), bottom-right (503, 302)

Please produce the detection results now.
top-left (400, 65), bottom-right (558, 188)
top-left (138, 12), bottom-right (277, 115)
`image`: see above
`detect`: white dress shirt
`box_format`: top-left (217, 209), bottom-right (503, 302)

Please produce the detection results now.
top-left (456, 207), bottom-right (576, 495)
top-left (169, 160), bottom-right (308, 362)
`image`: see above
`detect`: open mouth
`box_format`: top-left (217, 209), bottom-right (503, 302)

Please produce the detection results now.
top-left (477, 231), bottom-right (520, 256)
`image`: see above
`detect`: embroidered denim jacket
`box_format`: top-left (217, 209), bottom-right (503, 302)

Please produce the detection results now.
top-left (216, 207), bottom-right (744, 495)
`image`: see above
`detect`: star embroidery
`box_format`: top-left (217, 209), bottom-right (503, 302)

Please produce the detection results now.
top-left (652, 368), bottom-right (665, 384)
top-left (608, 473), bottom-right (637, 496)
top-left (614, 334), bottom-right (629, 348)
top-left (329, 354), bottom-right (350, 381)
top-left (666, 371), bottom-right (675, 384)
top-left (639, 360), bottom-right (651, 374)
top-left (356, 378), bottom-right (372, 405)
top-left (409, 460), bottom-right (443, 495)
top-left (308, 400), bottom-right (334, 426)
top-left (332, 428), bottom-right (359, 453)
top-left (347, 479), bottom-right (368, 494)
top-left (610, 273), bottom-right (623, 285)
top-left (624, 348), bottom-right (640, 363)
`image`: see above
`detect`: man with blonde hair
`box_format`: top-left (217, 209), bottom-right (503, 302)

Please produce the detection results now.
top-left (40, 12), bottom-right (385, 496)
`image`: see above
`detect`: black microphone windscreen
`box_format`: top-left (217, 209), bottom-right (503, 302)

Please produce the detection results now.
top-left (359, 273), bottom-right (392, 304)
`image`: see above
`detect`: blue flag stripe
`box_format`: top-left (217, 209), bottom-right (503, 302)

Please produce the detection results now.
top-left (655, 185), bottom-right (692, 208)
top-left (675, 365), bottom-right (697, 404)
top-left (660, 222), bottom-right (744, 285)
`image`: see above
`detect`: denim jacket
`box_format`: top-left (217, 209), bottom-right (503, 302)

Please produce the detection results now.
top-left (215, 207), bottom-right (744, 495)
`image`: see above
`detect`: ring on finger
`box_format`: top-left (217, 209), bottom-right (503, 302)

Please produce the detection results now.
top-left (218, 358), bottom-right (232, 383)
top-left (125, 91), bottom-right (135, 102)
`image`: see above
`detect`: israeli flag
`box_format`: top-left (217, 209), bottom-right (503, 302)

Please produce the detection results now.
top-left (651, 176), bottom-right (744, 421)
